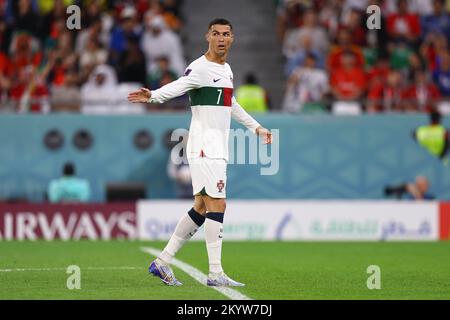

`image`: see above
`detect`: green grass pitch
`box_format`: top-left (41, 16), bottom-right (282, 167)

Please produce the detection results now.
top-left (0, 241), bottom-right (449, 300)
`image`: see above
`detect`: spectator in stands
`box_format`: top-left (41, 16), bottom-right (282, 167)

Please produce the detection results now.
top-left (330, 51), bottom-right (367, 101)
top-left (282, 53), bottom-right (329, 113)
top-left (81, 0), bottom-right (104, 29)
top-left (343, 8), bottom-right (366, 47)
top-left (283, 9), bottom-right (329, 58)
top-left (389, 41), bottom-right (415, 72)
top-left (50, 68), bottom-right (81, 113)
top-left (162, 0), bottom-right (183, 20)
top-left (75, 19), bottom-right (111, 54)
top-left (393, 0), bottom-right (434, 16)
top-left (9, 33), bottom-right (42, 77)
top-left (13, 37), bottom-right (73, 113)
top-left (11, 0), bottom-right (39, 37)
top-left (146, 56), bottom-right (188, 111)
top-left (147, 55), bottom-right (178, 90)
top-left (367, 54), bottom-right (392, 88)
top-left (141, 15), bottom-right (185, 76)
top-left (404, 52), bottom-right (426, 81)
top-left (75, 19), bottom-right (110, 56)
top-left (43, 49), bottom-right (66, 87)
top-left (367, 69), bottom-right (405, 112)
top-left (276, 0), bottom-right (304, 42)
top-left (37, 0), bottom-right (73, 15)
top-left (9, 65), bottom-right (50, 113)
top-left (386, 0), bottom-right (421, 46)
top-left (432, 50), bottom-right (450, 97)
top-left (144, 0), bottom-right (182, 33)
top-left (285, 34), bottom-right (325, 76)
top-left (318, 0), bottom-right (345, 41)
top-left (41, 16), bottom-right (66, 52)
top-left (79, 35), bottom-right (108, 82)
top-left (55, 28), bottom-right (74, 59)
top-left (109, 6), bottom-right (142, 66)
top-left (80, 64), bottom-right (119, 114)
top-left (38, 0), bottom-right (67, 43)
top-left (236, 73), bottom-right (269, 113)
top-left (413, 110), bottom-right (449, 159)
top-left (117, 35), bottom-right (147, 85)
top-left (421, 0), bottom-right (450, 43)
top-left (43, 29), bottom-right (77, 88)
top-left (342, 0), bottom-right (370, 15)
top-left (327, 28), bottom-right (365, 71)
top-left (47, 162), bottom-right (91, 203)
top-left (420, 32), bottom-right (448, 72)
top-left (402, 69), bottom-right (441, 112)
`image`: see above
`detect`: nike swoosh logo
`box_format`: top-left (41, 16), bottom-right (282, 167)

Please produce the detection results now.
top-left (213, 78), bottom-right (221, 83)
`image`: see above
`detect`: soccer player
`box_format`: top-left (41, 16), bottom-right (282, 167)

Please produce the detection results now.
top-left (128, 18), bottom-right (272, 287)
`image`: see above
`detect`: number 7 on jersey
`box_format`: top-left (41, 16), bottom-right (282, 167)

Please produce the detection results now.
top-left (217, 89), bottom-right (222, 105)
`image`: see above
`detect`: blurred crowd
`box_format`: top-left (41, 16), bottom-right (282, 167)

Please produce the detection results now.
top-left (277, 0), bottom-right (450, 114)
top-left (2, 0), bottom-right (450, 115)
top-left (0, 0), bottom-right (187, 114)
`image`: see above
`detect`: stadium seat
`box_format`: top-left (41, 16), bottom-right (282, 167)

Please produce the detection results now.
top-left (301, 102), bottom-right (327, 114)
top-left (106, 182), bottom-right (147, 201)
top-left (331, 101), bottom-right (363, 115)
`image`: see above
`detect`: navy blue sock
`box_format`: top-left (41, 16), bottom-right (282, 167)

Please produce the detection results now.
top-left (188, 208), bottom-right (206, 227)
top-left (206, 212), bottom-right (224, 224)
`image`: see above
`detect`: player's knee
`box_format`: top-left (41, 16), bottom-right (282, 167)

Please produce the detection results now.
top-left (193, 198), bottom-right (207, 215)
top-left (203, 196), bottom-right (226, 213)
top-left (194, 203), bottom-right (207, 215)
top-left (217, 200), bottom-right (226, 213)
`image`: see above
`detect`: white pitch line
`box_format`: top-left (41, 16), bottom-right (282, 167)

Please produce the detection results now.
top-left (141, 246), bottom-right (251, 300)
top-left (0, 266), bottom-right (141, 272)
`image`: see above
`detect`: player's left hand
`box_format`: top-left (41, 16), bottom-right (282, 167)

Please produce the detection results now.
top-left (256, 126), bottom-right (272, 144)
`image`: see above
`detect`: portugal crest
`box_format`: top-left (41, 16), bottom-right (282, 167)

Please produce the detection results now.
top-left (217, 180), bottom-right (225, 193)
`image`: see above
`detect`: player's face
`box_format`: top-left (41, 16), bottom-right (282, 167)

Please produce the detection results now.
top-left (206, 24), bottom-right (233, 56)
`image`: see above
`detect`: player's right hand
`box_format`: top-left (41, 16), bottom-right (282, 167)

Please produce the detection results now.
top-left (128, 88), bottom-right (152, 103)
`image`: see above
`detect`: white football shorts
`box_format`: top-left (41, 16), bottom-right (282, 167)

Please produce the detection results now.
top-left (188, 157), bottom-right (227, 198)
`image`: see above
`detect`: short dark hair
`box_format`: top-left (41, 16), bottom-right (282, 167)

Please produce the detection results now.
top-left (305, 52), bottom-right (317, 61)
top-left (208, 18), bottom-right (233, 30)
top-left (63, 162), bottom-right (75, 176)
top-left (430, 111), bottom-right (442, 124)
top-left (245, 73), bottom-right (257, 84)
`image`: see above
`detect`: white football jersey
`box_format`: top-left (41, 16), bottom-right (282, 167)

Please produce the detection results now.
top-left (149, 55), bottom-right (261, 160)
